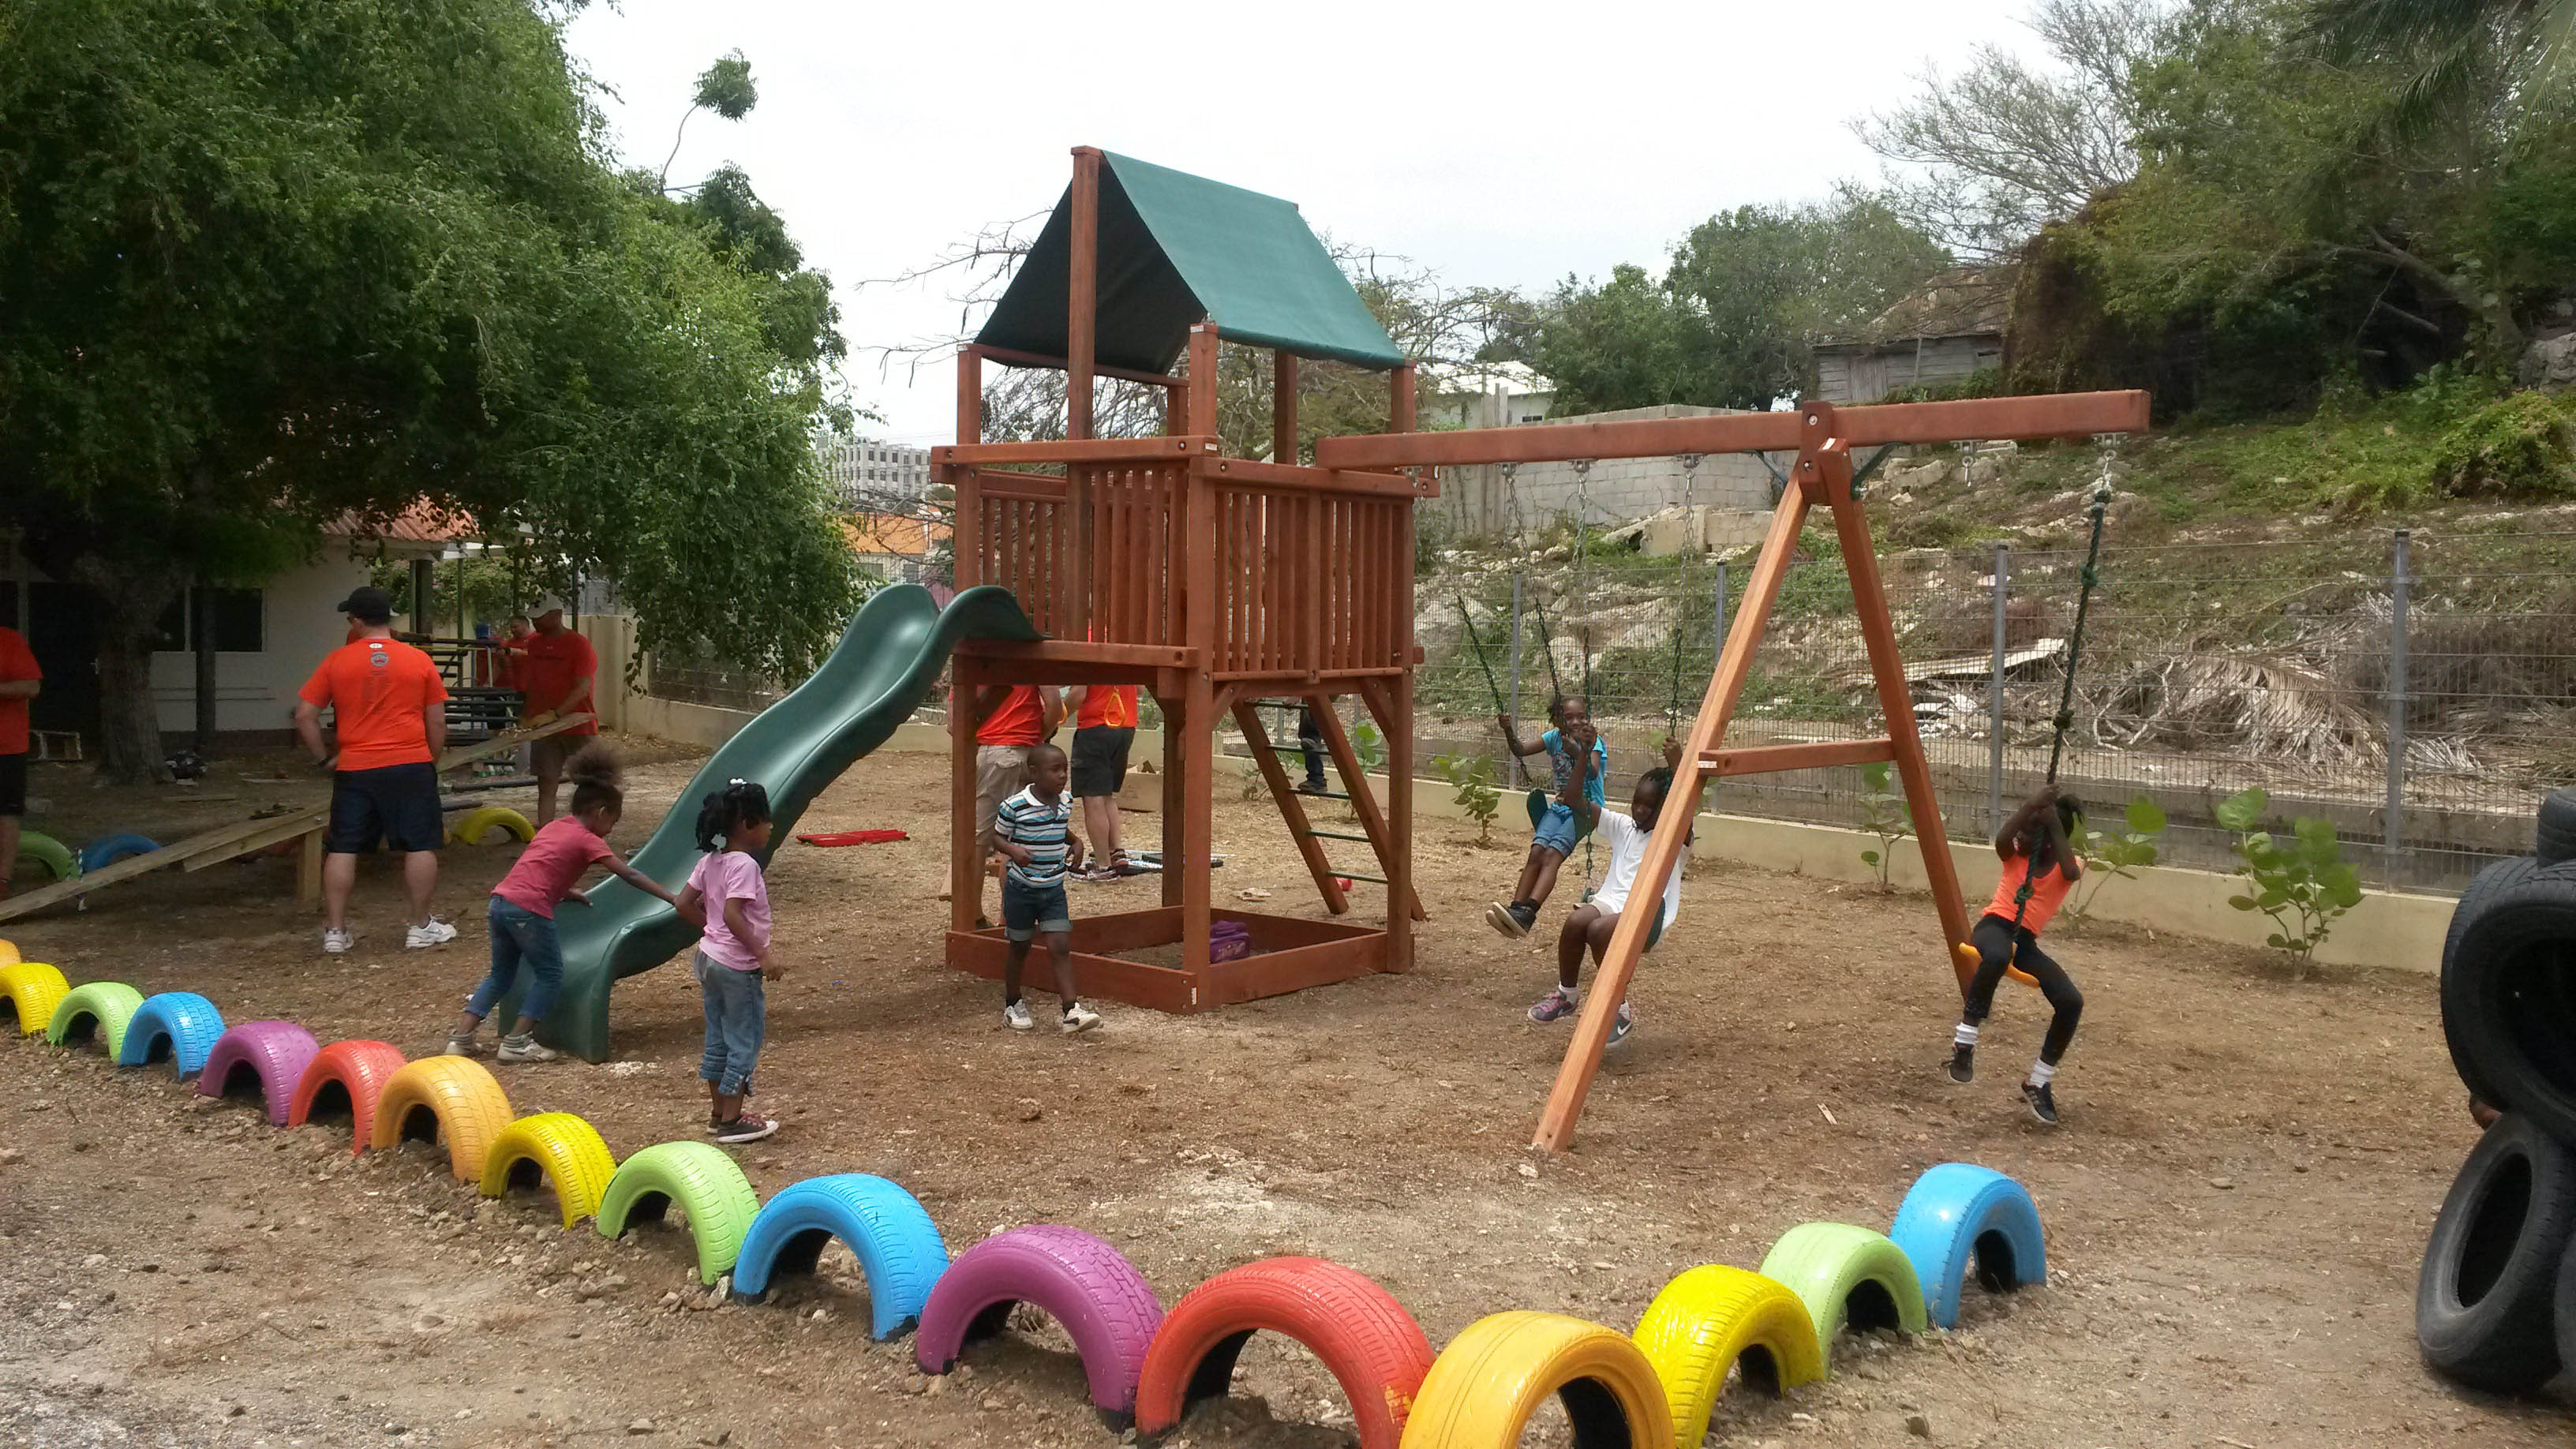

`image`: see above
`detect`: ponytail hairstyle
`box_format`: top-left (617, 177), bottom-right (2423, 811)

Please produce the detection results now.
top-left (1998, 787), bottom-right (2084, 875)
top-left (694, 777), bottom-right (774, 852)
top-left (565, 742), bottom-right (625, 818)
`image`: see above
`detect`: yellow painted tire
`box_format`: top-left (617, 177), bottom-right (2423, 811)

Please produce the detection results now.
top-left (0, 938), bottom-right (20, 965)
top-left (1397, 1310), bottom-right (1672, 1449)
top-left (1631, 1266), bottom-right (1823, 1447)
top-left (1756, 1222), bottom-right (1927, 1371)
top-left (367, 1057), bottom-right (515, 1181)
top-left (0, 962), bottom-right (69, 1037)
top-left (479, 1112), bottom-right (619, 1227)
top-left (448, 806), bottom-right (534, 847)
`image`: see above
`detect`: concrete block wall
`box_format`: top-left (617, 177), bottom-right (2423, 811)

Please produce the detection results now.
top-left (1431, 404), bottom-right (1778, 539)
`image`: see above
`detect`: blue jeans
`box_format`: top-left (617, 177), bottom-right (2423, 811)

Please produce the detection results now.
top-left (467, 897), bottom-right (563, 1024)
top-left (695, 950), bottom-right (765, 1096)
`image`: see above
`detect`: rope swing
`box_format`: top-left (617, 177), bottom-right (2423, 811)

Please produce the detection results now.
top-left (2008, 435), bottom-right (2121, 937)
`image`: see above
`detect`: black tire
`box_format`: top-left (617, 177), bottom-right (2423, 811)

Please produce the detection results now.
top-left (2440, 857), bottom-right (2543, 1104)
top-left (2443, 873), bottom-right (2576, 1142)
top-left (2559, 1224), bottom-right (2576, 1386)
top-left (2416, 1115), bottom-right (2576, 1393)
top-left (2538, 788), bottom-right (2576, 867)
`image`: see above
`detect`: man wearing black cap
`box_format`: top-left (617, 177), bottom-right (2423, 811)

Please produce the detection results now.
top-left (291, 586), bottom-right (455, 954)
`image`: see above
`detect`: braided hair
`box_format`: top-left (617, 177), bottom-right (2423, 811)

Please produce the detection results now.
top-left (694, 777), bottom-right (773, 852)
top-left (565, 742), bottom-right (625, 818)
top-left (1998, 787), bottom-right (2083, 878)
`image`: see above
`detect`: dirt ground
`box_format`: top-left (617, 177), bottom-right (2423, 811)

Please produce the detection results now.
top-left (2, 740), bottom-right (2571, 1449)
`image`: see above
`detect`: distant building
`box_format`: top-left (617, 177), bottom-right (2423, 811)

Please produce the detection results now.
top-left (1812, 268), bottom-right (2009, 405)
top-left (815, 431), bottom-right (932, 510)
top-left (1419, 361), bottom-right (1556, 431)
top-left (841, 513), bottom-right (950, 586)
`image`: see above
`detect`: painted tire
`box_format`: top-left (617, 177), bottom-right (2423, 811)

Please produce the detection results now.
top-left (915, 1225), bottom-right (1165, 1427)
top-left (1631, 1265), bottom-right (1822, 1444)
top-left (732, 1174), bottom-right (949, 1337)
top-left (0, 938), bottom-right (19, 965)
top-left (1889, 1163), bottom-right (2047, 1330)
top-left (1757, 1222), bottom-right (1927, 1370)
top-left (1397, 1309), bottom-right (1672, 1449)
top-left (14, 830), bottom-right (77, 882)
top-left (0, 961), bottom-right (69, 1036)
top-left (77, 833), bottom-right (162, 874)
top-left (1136, 1256), bottom-right (1433, 1447)
top-left (2416, 1115), bottom-right (2576, 1393)
top-left (448, 807), bottom-right (534, 847)
top-left (286, 1040), bottom-right (409, 1152)
top-left (114, 991), bottom-right (227, 1076)
top-left (594, 1142), bottom-right (762, 1286)
top-left (479, 1112), bottom-right (620, 1228)
top-left (193, 1021), bottom-right (323, 1125)
top-left (367, 1056), bottom-right (514, 1181)
top-left (46, 982), bottom-right (145, 1056)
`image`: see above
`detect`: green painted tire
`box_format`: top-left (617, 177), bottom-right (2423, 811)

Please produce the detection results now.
top-left (14, 830), bottom-right (77, 882)
top-left (1757, 1222), bottom-right (1927, 1370)
top-left (47, 982), bottom-right (147, 1056)
top-left (593, 1141), bottom-right (762, 1285)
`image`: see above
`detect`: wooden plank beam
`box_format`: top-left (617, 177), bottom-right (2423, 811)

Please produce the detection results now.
top-left (1201, 457), bottom-right (1432, 499)
top-left (971, 343), bottom-right (1185, 391)
top-left (933, 436), bottom-right (1217, 466)
top-left (957, 640), bottom-right (1200, 669)
top-left (1203, 934), bottom-right (1386, 1005)
top-left (1701, 738), bottom-right (1896, 777)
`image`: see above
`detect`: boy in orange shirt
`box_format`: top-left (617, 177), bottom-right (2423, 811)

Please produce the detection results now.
top-left (292, 586), bottom-right (455, 954)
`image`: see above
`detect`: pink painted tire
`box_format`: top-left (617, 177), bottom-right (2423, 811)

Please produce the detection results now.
top-left (196, 1022), bottom-right (324, 1125)
top-left (286, 1039), bottom-right (408, 1151)
top-left (914, 1225), bottom-right (1164, 1428)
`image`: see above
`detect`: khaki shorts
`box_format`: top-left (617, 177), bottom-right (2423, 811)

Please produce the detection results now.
top-left (530, 733), bottom-right (592, 774)
top-left (975, 745), bottom-right (1031, 856)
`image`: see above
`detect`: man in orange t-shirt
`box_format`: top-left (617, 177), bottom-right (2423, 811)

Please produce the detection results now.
top-left (952, 682), bottom-right (1061, 927)
top-left (0, 623), bottom-right (41, 899)
top-left (1065, 684), bottom-right (1140, 878)
top-left (293, 586), bottom-right (453, 955)
top-left (514, 596), bottom-right (598, 825)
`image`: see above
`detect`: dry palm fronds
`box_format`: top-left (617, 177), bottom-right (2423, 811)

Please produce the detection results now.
top-left (2092, 653), bottom-right (2384, 769)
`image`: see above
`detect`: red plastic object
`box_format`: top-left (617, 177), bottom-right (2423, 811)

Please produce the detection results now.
top-left (286, 1039), bottom-right (409, 1152)
top-left (796, 829), bottom-right (909, 847)
top-left (1135, 1256), bottom-right (1434, 1447)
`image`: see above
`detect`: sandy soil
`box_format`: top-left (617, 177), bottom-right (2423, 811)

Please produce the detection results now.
top-left (2, 741), bottom-right (2570, 1449)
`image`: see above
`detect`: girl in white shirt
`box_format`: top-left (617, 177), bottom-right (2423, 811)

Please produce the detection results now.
top-left (1527, 736), bottom-right (1704, 1048)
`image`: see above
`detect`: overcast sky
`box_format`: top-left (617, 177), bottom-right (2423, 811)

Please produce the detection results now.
top-left (564, 1), bottom-right (2046, 445)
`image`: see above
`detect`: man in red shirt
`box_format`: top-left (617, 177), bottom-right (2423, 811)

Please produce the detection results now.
top-left (954, 682), bottom-right (1062, 927)
top-left (515, 596), bottom-right (597, 825)
top-left (293, 586), bottom-right (454, 954)
top-left (1065, 684), bottom-right (1140, 878)
top-left (0, 623), bottom-right (41, 899)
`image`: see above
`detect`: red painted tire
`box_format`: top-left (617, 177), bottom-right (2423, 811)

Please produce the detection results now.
top-left (914, 1225), bottom-right (1164, 1428)
top-left (1134, 1257), bottom-right (1432, 1447)
top-left (196, 1021), bottom-right (323, 1126)
top-left (286, 1039), bottom-right (408, 1152)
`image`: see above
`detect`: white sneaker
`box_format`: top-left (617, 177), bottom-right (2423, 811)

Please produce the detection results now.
top-left (1004, 1001), bottom-right (1035, 1032)
top-left (322, 927), bottom-right (354, 954)
top-left (1060, 1002), bottom-right (1103, 1034)
top-left (444, 1034), bottom-right (481, 1058)
top-left (497, 1035), bottom-right (560, 1063)
top-left (405, 916), bottom-right (458, 949)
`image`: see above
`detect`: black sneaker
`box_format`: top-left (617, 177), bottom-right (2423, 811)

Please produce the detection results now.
top-left (2022, 1081), bottom-right (2060, 1125)
top-left (1508, 901), bottom-right (1538, 934)
top-left (1948, 1045), bottom-right (1975, 1084)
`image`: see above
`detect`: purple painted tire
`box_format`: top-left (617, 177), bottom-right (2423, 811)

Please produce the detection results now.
top-left (913, 1225), bottom-right (1164, 1426)
top-left (195, 1021), bottom-right (324, 1126)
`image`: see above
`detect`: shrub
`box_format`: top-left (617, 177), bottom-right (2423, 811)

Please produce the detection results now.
top-left (2064, 795), bottom-right (2166, 925)
top-left (2431, 391), bottom-right (2576, 498)
top-left (1433, 751), bottom-right (1501, 844)
top-left (2215, 786), bottom-right (2364, 976)
top-left (1857, 760), bottom-right (1912, 891)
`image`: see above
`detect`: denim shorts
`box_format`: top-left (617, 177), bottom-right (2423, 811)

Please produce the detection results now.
top-left (1530, 800), bottom-right (1587, 858)
top-left (1002, 876), bottom-right (1072, 942)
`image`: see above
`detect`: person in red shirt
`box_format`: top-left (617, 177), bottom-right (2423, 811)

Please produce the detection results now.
top-left (0, 623), bottom-right (42, 899)
top-left (491, 614), bottom-right (532, 693)
top-left (515, 596), bottom-right (599, 826)
top-left (953, 681), bottom-right (1061, 928)
top-left (293, 586), bottom-right (454, 955)
top-left (1065, 683), bottom-right (1140, 879)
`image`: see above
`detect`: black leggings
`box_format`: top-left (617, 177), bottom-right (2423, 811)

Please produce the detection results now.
top-left (1961, 913), bottom-right (2084, 1065)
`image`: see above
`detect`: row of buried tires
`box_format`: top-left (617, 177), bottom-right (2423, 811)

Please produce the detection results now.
top-left (2418, 787), bottom-right (2576, 1395)
top-left (0, 950), bottom-right (2049, 1447)
top-left (9, 807), bottom-right (535, 886)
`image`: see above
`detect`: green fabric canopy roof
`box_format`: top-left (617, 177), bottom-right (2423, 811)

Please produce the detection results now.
top-left (975, 152), bottom-right (1405, 373)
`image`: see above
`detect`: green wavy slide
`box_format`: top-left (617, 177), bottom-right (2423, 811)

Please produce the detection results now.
top-left (509, 584), bottom-right (1042, 1061)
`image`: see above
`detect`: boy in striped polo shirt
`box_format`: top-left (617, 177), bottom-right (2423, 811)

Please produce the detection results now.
top-left (993, 742), bottom-right (1103, 1034)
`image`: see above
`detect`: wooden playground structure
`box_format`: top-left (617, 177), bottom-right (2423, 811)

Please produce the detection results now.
top-left (944, 147), bottom-right (2148, 1148)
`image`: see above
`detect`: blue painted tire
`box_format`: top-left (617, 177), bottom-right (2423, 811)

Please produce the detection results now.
top-left (1889, 1163), bottom-right (2046, 1329)
top-left (731, 1174), bottom-right (950, 1338)
top-left (77, 833), bottom-right (163, 874)
top-left (115, 992), bottom-right (228, 1077)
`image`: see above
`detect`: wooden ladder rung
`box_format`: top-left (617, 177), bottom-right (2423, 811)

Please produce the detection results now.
top-left (1331, 870), bottom-right (1389, 885)
top-left (1300, 828), bottom-right (1374, 842)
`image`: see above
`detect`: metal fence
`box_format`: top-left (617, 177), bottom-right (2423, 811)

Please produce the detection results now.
top-left (1414, 529), bottom-right (2576, 894)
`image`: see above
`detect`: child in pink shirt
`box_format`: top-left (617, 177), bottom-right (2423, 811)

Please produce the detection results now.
top-left (673, 779), bottom-right (783, 1143)
top-left (448, 746), bottom-right (679, 1062)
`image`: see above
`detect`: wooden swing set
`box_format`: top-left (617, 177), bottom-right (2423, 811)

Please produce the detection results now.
top-left (945, 146), bottom-right (2148, 1151)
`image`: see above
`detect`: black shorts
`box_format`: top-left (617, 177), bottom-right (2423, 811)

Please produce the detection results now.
top-left (1070, 726), bottom-right (1133, 798)
top-left (325, 762), bottom-right (444, 854)
top-left (0, 752), bottom-right (24, 816)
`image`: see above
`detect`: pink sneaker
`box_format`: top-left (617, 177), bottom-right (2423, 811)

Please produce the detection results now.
top-left (1528, 987), bottom-right (1580, 1024)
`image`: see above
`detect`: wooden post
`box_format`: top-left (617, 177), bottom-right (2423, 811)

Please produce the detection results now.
top-left (1180, 673), bottom-right (1215, 1002)
top-left (1273, 353), bottom-right (1299, 464)
top-left (951, 661), bottom-right (982, 936)
top-left (1389, 361), bottom-right (1417, 435)
top-left (1157, 687), bottom-right (1185, 909)
top-left (957, 345), bottom-right (983, 446)
top-left (1165, 382), bottom-right (1188, 437)
top-left (297, 826), bottom-right (324, 908)
top-left (1067, 148), bottom-right (1101, 441)
top-left (1384, 672), bottom-right (1417, 968)
top-left (1186, 324), bottom-right (1219, 440)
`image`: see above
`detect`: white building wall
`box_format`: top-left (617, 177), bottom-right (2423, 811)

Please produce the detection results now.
top-left (147, 554), bottom-right (374, 736)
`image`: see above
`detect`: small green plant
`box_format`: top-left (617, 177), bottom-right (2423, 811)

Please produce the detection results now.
top-left (2215, 786), bottom-right (2364, 975)
top-left (2064, 794), bottom-right (2166, 925)
top-left (1857, 760), bottom-right (1912, 891)
top-left (1434, 751), bottom-right (1502, 844)
top-left (1352, 720), bottom-right (1387, 777)
top-left (2432, 391), bottom-right (2576, 499)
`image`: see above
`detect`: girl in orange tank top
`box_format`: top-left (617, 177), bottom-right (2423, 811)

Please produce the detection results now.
top-left (1949, 788), bottom-right (2087, 1125)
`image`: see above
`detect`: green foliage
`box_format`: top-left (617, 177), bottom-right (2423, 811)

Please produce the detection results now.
top-left (1878, 366), bottom-right (2005, 405)
top-left (1434, 751), bottom-right (1502, 844)
top-left (692, 51), bottom-right (758, 119)
top-left (2065, 795), bottom-right (2166, 923)
top-left (2431, 391), bottom-right (2576, 499)
top-left (1352, 720), bottom-right (1387, 777)
top-left (2215, 787), bottom-right (2365, 974)
top-left (1856, 760), bottom-right (1914, 891)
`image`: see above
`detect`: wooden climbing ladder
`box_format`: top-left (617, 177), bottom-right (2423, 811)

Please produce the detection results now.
top-left (1234, 697), bottom-right (1425, 921)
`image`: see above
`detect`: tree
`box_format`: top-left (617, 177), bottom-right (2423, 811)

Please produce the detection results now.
top-left (659, 49), bottom-right (757, 190)
top-left (0, 0), bottom-right (856, 780)
top-left (2301, 0), bottom-right (2576, 142)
